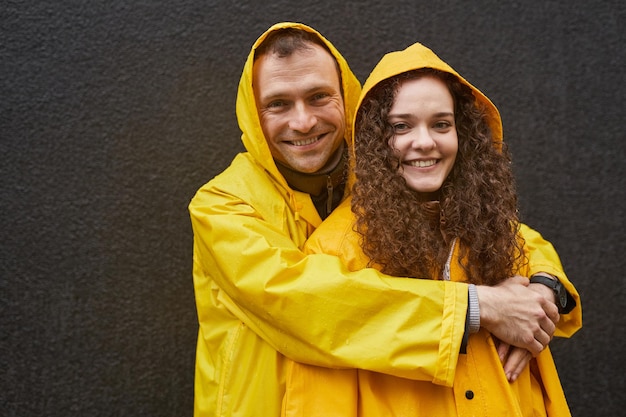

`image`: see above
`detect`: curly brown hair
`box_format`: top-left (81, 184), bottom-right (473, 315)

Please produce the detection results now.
top-left (351, 68), bottom-right (525, 285)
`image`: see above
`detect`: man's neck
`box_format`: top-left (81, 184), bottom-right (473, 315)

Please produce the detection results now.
top-left (275, 143), bottom-right (346, 197)
top-left (275, 143), bottom-right (347, 219)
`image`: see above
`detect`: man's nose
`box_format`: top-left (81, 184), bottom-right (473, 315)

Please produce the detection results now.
top-left (288, 103), bottom-right (317, 132)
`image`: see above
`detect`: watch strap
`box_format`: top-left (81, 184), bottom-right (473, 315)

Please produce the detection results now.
top-left (529, 275), bottom-right (559, 290)
top-left (530, 275), bottom-right (576, 314)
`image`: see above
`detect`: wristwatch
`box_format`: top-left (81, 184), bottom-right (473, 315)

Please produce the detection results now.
top-left (530, 274), bottom-right (576, 314)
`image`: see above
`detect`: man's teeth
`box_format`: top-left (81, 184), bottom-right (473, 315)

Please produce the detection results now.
top-left (293, 137), bottom-right (320, 146)
top-left (408, 160), bottom-right (436, 167)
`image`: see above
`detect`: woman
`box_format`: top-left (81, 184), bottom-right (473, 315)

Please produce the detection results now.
top-left (281, 42), bottom-right (581, 416)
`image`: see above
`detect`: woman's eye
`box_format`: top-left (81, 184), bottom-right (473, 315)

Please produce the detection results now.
top-left (393, 123), bottom-right (409, 132)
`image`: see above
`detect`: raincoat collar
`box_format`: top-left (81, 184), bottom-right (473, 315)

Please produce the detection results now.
top-left (235, 22), bottom-right (361, 193)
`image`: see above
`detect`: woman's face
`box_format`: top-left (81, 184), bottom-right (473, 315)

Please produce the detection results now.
top-left (387, 76), bottom-right (458, 198)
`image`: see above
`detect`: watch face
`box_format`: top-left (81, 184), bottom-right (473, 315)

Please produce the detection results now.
top-left (559, 292), bottom-right (568, 308)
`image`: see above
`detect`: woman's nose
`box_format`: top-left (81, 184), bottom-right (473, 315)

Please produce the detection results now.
top-left (409, 126), bottom-right (436, 150)
top-left (405, 128), bottom-right (436, 151)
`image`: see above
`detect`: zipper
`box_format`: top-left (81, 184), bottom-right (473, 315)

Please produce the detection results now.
top-left (326, 175), bottom-right (333, 215)
top-left (443, 237), bottom-right (457, 281)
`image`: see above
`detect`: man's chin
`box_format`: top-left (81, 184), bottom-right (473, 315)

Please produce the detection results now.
top-left (292, 160), bottom-right (328, 174)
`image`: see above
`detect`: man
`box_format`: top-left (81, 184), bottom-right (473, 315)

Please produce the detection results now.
top-left (189, 22), bottom-right (580, 416)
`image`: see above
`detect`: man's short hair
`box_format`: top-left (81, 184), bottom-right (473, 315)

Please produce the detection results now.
top-left (254, 27), bottom-right (333, 61)
top-left (253, 27), bottom-right (343, 95)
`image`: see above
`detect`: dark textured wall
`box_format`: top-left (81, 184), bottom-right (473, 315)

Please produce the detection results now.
top-left (1, 1), bottom-right (624, 415)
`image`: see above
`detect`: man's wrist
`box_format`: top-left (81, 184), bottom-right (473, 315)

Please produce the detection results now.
top-left (530, 273), bottom-right (575, 314)
top-left (529, 274), bottom-right (558, 304)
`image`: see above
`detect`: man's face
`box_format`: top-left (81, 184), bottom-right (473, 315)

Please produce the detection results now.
top-left (253, 43), bottom-right (345, 174)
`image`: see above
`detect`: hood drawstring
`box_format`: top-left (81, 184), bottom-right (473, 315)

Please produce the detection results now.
top-left (291, 193), bottom-right (300, 222)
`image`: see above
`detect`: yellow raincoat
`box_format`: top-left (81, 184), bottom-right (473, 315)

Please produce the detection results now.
top-left (189, 23), bottom-right (581, 416)
top-left (282, 42), bottom-right (582, 416)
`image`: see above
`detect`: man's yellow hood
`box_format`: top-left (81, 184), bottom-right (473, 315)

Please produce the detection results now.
top-left (235, 22), bottom-right (362, 189)
top-left (354, 42), bottom-right (503, 151)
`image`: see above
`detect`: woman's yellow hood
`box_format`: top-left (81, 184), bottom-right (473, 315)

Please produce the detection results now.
top-left (354, 42), bottom-right (503, 150)
top-left (235, 22), bottom-right (362, 188)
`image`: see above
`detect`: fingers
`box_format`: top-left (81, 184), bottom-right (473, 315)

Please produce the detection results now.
top-left (541, 313), bottom-right (556, 339)
top-left (528, 314), bottom-right (555, 355)
top-left (532, 329), bottom-right (550, 354)
top-left (526, 337), bottom-right (544, 357)
top-left (503, 347), bottom-right (532, 382)
top-left (529, 293), bottom-right (558, 353)
top-left (535, 299), bottom-right (557, 351)
top-left (496, 341), bottom-right (510, 364)
top-left (545, 300), bottom-right (560, 325)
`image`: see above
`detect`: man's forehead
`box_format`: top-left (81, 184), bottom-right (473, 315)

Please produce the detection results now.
top-left (253, 46), bottom-right (341, 98)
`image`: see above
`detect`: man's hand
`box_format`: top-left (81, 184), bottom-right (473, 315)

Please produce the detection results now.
top-left (476, 275), bottom-right (559, 356)
top-left (492, 274), bottom-right (562, 382)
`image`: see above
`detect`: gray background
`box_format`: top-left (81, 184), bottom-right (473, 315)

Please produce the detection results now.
top-left (2, 0), bottom-right (624, 415)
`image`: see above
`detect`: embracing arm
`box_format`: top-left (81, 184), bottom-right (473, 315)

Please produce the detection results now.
top-left (190, 180), bottom-right (467, 385)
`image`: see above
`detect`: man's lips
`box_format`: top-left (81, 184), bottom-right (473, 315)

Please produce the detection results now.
top-left (291, 136), bottom-right (321, 146)
top-left (285, 134), bottom-right (326, 147)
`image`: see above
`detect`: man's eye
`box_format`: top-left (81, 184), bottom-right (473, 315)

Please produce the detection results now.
top-left (311, 93), bottom-right (330, 101)
top-left (267, 101), bottom-right (286, 108)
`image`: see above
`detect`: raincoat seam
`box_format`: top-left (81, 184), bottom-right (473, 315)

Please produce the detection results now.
top-left (217, 322), bottom-right (244, 416)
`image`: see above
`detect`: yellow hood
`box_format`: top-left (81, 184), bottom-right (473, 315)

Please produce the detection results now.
top-left (354, 42), bottom-right (503, 151)
top-left (235, 22), bottom-right (362, 189)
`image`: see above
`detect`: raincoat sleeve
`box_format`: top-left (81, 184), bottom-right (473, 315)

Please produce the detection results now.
top-left (190, 169), bottom-right (467, 385)
top-left (519, 223), bottom-right (582, 337)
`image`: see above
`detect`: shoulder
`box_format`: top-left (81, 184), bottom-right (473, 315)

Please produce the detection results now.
top-left (207, 153), bottom-right (271, 192)
top-left (192, 152), bottom-right (276, 205)
top-left (189, 153), bottom-right (284, 215)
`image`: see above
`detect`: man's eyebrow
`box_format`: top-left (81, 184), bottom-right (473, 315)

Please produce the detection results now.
top-left (259, 85), bottom-right (336, 103)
